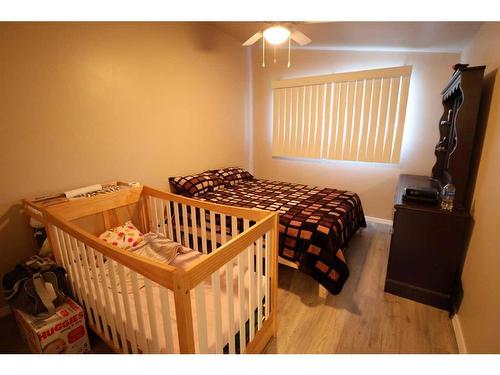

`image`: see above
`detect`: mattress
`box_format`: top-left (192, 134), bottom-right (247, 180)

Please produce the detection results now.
top-left (83, 249), bottom-right (264, 353)
top-left (197, 178), bottom-right (366, 294)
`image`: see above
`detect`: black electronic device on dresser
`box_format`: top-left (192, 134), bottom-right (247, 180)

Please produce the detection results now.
top-left (385, 65), bottom-right (486, 315)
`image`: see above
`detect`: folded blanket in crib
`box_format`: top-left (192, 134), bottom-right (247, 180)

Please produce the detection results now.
top-left (100, 233), bottom-right (191, 293)
top-left (132, 232), bottom-right (191, 264)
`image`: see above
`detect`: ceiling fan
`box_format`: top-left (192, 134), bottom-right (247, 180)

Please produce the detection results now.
top-left (242, 23), bottom-right (312, 68)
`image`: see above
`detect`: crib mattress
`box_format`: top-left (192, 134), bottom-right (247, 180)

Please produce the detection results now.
top-left (83, 250), bottom-right (264, 353)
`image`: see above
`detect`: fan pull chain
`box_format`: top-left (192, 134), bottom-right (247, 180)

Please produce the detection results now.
top-left (262, 37), bottom-right (265, 67)
top-left (274, 45), bottom-right (276, 63)
top-left (287, 34), bottom-right (291, 68)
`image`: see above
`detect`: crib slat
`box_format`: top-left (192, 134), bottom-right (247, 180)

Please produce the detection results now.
top-left (244, 219), bottom-right (255, 341)
top-left (211, 272), bottom-right (223, 354)
top-left (200, 208), bottom-right (207, 254)
top-left (256, 237), bottom-right (263, 330)
top-left (194, 282), bottom-right (208, 353)
top-left (108, 260), bottom-right (130, 353)
top-left (221, 214), bottom-right (235, 353)
top-left (131, 272), bottom-right (148, 352)
top-left (221, 214), bottom-right (227, 244)
top-left (249, 243), bottom-right (255, 340)
top-left (149, 196), bottom-right (159, 232)
top-left (159, 286), bottom-right (175, 353)
top-left (264, 231), bottom-right (271, 319)
top-left (87, 246), bottom-right (110, 340)
top-left (231, 216), bottom-right (238, 241)
top-left (210, 211), bottom-right (217, 252)
top-left (96, 252), bottom-right (119, 350)
top-left (156, 198), bottom-right (167, 236)
top-left (165, 200), bottom-right (174, 240)
top-left (153, 197), bottom-right (162, 233)
top-left (58, 230), bottom-right (80, 301)
top-left (231, 216), bottom-right (245, 353)
top-left (58, 229), bottom-right (96, 330)
top-left (173, 202), bottom-right (182, 244)
top-left (209, 211), bottom-right (223, 353)
top-left (152, 198), bottom-right (160, 234)
top-left (54, 229), bottom-right (77, 301)
top-left (226, 272), bottom-right (236, 354)
top-left (225, 259), bottom-right (235, 354)
top-left (190, 206), bottom-right (199, 252)
top-left (62, 232), bottom-right (93, 327)
top-left (116, 263), bottom-right (139, 354)
top-left (243, 218), bottom-right (250, 232)
top-left (76, 239), bottom-right (103, 334)
top-left (182, 204), bottom-right (190, 247)
top-left (237, 251), bottom-right (247, 354)
top-left (144, 279), bottom-right (160, 353)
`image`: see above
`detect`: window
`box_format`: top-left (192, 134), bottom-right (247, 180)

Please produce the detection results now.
top-left (272, 66), bottom-right (412, 163)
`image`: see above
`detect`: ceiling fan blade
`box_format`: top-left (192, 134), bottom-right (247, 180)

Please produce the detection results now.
top-left (242, 31), bottom-right (263, 46)
top-left (291, 29), bottom-right (312, 46)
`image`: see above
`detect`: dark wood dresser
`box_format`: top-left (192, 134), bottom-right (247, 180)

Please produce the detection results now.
top-left (385, 174), bottom-right (471, 313)
top-left (385, 65), bottom-right (486, 315)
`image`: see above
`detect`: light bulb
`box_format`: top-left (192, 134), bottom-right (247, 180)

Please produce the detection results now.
top-left (263, 26), bottom-right (290, 45)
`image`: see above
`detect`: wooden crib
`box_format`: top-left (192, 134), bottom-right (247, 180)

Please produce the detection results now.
top-left (23, 184), bottom-right (279, 354)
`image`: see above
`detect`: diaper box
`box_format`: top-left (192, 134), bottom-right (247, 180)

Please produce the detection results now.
top-left (13, 297), bottom-right (90, 353)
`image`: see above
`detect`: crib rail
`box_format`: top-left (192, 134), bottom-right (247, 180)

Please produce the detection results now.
top-left (44, 210), bottom-right (176, 290)
top-left (144, 188), bottom-right (277, 354)
top-left (188, 223), bottom-right (274, 353)
top-left (45, 212), bottom-right (178, 353)
top-left (41, 185), bottom-right (278, 354)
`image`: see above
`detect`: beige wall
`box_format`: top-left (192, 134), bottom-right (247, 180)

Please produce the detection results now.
top-left (0, 22), bottom-right (250, 307)
top-left (251, 48), bottom-right (459, 220)
top-left (457, 23), bottom-right (500, 353)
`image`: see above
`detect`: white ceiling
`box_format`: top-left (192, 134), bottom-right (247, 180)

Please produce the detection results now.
top-left (214, 22), bottom-right (483, 53)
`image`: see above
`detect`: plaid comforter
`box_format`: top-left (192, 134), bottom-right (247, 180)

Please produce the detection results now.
top-left (198, 179), bottom-right (366, 294)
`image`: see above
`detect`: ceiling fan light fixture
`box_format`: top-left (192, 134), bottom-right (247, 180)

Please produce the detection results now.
top-left (263, 26), bottom-right (290, 45)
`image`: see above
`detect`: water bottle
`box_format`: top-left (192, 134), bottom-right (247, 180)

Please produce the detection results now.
top-left (441, 184), bottom-right (456, 211)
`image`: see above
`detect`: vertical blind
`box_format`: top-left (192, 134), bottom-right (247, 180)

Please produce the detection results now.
top-left (272, 66), bottom-right (412, 163)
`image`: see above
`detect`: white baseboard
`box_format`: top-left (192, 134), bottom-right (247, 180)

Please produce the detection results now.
top-left (0, 305), bottom-right (11, 318)
top-left (365, 216), bottom-right (393, 226)
top-left (452, 314), bottom-right (468, 354)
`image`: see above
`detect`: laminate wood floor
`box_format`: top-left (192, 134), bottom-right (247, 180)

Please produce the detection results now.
top-left (264, 221), bottom-right (459, 354)
top-left (0, 222), bottom-right (458, 354)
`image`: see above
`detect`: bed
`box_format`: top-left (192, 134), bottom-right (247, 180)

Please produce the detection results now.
top-left (170, 171), bottom-right (366, 295)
